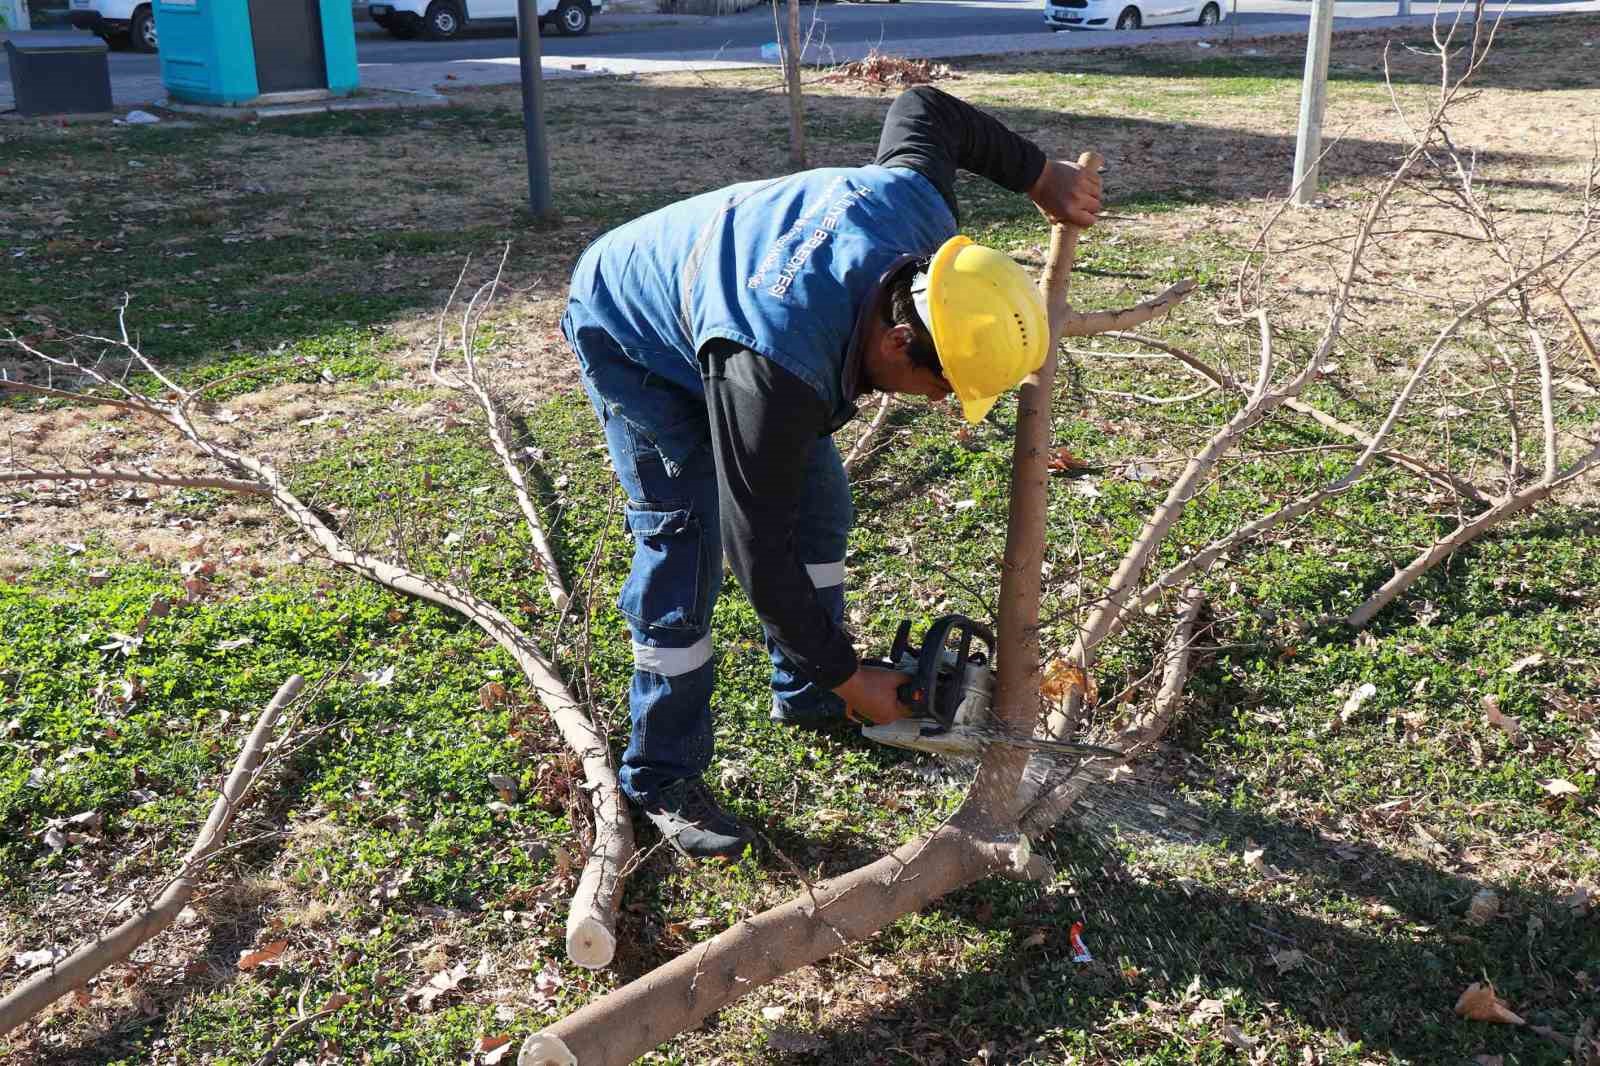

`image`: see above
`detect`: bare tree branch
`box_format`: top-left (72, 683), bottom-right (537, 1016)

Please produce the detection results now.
top-left (841, 393), bottom-right (892, 471)
top-left (2, 327), bottom-right (631, 971)
top-left (0, 467), bottom-right (270, 496)
top-left (1346, 440), bottom-right (1600, 629)
top-left (0, 676), bottom-right (305, 1037)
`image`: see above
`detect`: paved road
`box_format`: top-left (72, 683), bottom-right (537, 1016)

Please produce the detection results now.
top-left (3, 0), bottom-right (1596, 107)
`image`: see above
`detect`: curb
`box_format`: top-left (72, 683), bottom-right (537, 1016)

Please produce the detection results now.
top-left (162, 88), bottom-right (451, 120)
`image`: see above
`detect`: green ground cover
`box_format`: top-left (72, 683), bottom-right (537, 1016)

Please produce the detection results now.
top-left (2, 15), bottom-right (1598, 1065)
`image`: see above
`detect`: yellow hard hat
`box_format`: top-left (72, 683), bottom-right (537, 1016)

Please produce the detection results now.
top-left (912, 235), bottom-right (1048, 425)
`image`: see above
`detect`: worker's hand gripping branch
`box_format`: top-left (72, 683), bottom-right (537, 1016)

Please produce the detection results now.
top-left (1029, 158), bottom-right (1104, 230)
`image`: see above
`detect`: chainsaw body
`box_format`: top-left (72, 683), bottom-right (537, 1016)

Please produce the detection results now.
top-left (860, 614), bottom-right (999, 757)
top-left (860, 614), bottom-right (1125, 761)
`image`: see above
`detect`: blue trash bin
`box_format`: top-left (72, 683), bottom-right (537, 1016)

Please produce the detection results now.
top-left (157, 0), bottom-right (358, 106)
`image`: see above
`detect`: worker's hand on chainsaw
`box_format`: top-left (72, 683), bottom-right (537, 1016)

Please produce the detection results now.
top-left (1029, 158), bottom-right (1103, 230)
top-left (833, 664), bottom-right (913, 726)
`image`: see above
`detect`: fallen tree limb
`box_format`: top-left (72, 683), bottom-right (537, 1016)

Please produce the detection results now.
top-left (1552, 286), bottom-right (1600, 380)
top-left (842, 393), bottom-right (893, 471)
top-left (1345, 439), bottom-right (1600, 629)
top-left (0, 675), bottom-right (305, 1038)
top-left (1040, 57), bottom-right (1595, 748)
top-left (0, 468), bottom-right (270, 495)
top-left (1282, 397), bottom-right (1491, 504)
top-left (449, 253), bottom-right (572, 614)
top-left (1118, 247), bottom-right (1579, 625)
top-left (2, 323), bottom-right (633, 972)
top-left (1022, 590), bottom-right (1204, 837)
top-left (519, 827), bottom-right (1018, 1066)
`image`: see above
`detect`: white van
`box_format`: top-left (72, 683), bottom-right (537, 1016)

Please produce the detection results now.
top-left (369, 0), bottom-right (602, 39)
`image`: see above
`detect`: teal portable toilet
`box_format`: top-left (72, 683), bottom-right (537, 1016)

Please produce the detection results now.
top-left (157, 0), bottom-right (358, 107)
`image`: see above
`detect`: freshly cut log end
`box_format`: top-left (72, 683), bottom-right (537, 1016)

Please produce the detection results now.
top-left (565, 913), bottom-right (617, 970)
top-left (518, 1032), bottom-right (578, 1066)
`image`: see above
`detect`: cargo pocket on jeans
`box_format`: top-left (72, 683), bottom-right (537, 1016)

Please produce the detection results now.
top-left (618, 505), bottom-right (707, 634)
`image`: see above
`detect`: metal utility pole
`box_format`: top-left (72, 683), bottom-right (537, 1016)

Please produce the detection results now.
top-left (783, 0), bottom-right (806, 168)
top-left (1290, 0), bottom-right (1337, 206)
top-left (517, 0), bottom-right (553, 218)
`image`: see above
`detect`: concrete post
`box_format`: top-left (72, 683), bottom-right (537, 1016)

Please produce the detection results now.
top-left (1291, 0), bottom-right (1337, 206)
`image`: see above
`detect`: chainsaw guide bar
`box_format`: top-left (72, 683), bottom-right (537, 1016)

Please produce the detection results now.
top-left (859, 615), bottom-right (1123, 762)
top-left (860, 719), bottom-right (1123, 760)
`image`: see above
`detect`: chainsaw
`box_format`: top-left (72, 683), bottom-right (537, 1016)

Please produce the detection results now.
top-left (857, 614), bottom-right (1123, 761)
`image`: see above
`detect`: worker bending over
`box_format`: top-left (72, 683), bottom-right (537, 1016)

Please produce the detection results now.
top-left (562, 86), bottom-right (1101, 859)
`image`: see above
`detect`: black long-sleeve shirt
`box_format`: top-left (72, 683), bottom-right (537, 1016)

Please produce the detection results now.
top-left (701, 87), bottom-right (1046, 690)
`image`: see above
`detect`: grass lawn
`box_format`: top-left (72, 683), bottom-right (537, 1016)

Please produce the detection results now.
top-left (2, 14), bottom-right (1599, 1065)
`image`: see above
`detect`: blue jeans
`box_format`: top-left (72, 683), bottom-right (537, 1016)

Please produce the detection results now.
top-left (564, 315), bottom-right (852, 806)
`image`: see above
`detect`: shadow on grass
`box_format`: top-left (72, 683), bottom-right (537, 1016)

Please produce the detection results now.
top-left (765, 796), bottom-right (1595, 1065)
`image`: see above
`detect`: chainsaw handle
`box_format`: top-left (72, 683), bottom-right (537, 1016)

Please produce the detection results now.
top-left (912, 615), bottom-right (995, 732)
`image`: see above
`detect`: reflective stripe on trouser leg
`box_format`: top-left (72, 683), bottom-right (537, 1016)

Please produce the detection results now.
top-left (631, 634), bottom-right (713, 677)
top-left (804, 560), bottom-right (846, 590)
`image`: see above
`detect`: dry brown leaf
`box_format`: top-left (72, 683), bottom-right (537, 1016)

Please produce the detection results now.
top-left (479, 1034), bottom-right (513, 1064)
top-left (1468, 888), bottom-right (1500, 925)
top-left (12, 946), bottom-right (66, 972)
top-left (1482, 696), bottom-right (1521, 744)
top-left (1455, 982), bottom-right (1525, 1025)
top-left (530, 958), bottom-right (563, 1006)
top-left (1041, 659), bottom-right (1098, 707)
top-left (478, 681), bottom-right (509, 710)
top-left (1560, 885), bottom-right (1592, 915)
top-left (322, 993), bottom-right (352, 1012)
top-left (1188, 997), bottom-right (1225, 1025)
top-left (1221, 1023), bottom-right (1259, 1050)
top-left (237, 939), bottom-right (288, 972)
top-left (1047, 446), bottom-right (1091, 473)
top-left (414, 961), bottom-right (469, 1011)
top-left (1539, 778), bottom-right (1580, 797)
top-left (1505, 652), bottom-right (1545, 675)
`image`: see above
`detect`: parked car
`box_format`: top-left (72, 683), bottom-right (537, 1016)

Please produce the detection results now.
top-left (66, 0), bottom-right (157, 52)
top-left (369, 0), bottom-right (602, 39)
top-left (1044, 0), bottom-right (1223, 30)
